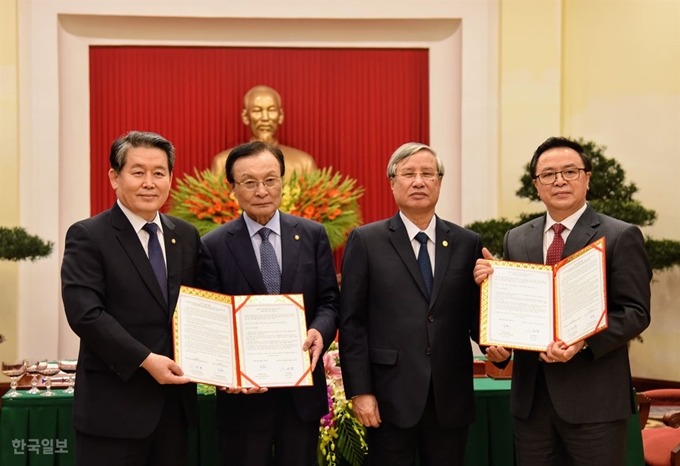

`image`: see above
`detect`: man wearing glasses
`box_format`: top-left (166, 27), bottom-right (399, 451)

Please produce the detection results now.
top-left (200, 141), bottom-right (339, 466)
top-left (474, 137), bottom-right (651, 465)
top-left (339, 142), bottom-right (484, 465)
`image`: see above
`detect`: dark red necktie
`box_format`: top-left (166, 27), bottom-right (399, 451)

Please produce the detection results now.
top-left (546, 223), bottom-right (566, 266)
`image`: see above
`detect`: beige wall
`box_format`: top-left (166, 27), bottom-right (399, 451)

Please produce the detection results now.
top-left (0, 0), bottom-right (19, 368)
top-left (562, 0), bottom-right (680, 381)
top-left (499, 0), bottom-right (680, 381)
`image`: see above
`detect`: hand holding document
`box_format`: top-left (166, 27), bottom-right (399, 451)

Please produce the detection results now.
top-left (480, 238), bottom-right (608, 351)
top-left (173, 286), bottom-right (313, 388)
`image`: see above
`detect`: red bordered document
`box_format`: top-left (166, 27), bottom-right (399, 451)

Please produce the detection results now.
top-left (480, 237), bottom-right (608, 352)
top-left (173, 286), bottom-right (313, 388)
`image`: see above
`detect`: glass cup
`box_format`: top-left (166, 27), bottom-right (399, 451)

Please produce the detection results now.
top-left (38, 363), bottom-right (61, 397)
top-left (58, 359), bottom-right (77, 394)
top-left (25, 361), bottom-right (47, 394)
top-left (1, 361), bottom-right (27, 397)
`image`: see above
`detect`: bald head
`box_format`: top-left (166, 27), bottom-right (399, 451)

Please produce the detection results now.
top-left (243, 85), bottom-right (282, 109)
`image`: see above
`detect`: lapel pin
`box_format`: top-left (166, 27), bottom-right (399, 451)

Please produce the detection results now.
top-left (171, 239), bottom-right (176, 244)
top-left (442, 240), bottom-right (449, 247)
top-left (294, 235), bottom-right (300, 241)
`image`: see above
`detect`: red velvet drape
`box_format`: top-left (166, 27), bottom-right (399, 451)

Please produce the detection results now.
top-left (90, 46), bottom-right (429, 262)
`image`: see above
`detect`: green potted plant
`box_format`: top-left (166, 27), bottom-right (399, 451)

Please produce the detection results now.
top-left (0, 227), bottom-right (53, 344)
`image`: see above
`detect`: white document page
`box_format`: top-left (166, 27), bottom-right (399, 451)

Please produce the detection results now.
top-left (175, 292), bottom-right (236, 386)
top-left (555, 247), bottom-right (607, 345)
top-left (485, 264), bottom-right (554, 351)
top-left (235, 295), bottom-right (310, 388)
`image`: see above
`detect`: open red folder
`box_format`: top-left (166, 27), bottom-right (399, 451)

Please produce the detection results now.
top-left (480, 237), bottom-right (608, 352)
top-left (173, 286), bottom-right (313, 388)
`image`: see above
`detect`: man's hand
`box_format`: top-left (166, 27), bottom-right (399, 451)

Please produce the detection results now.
top-left (484, 345), bottom-right (512, 363)
top-left (217, 386), bottom-right (268, 395)
top-left (474, 247), bottom-right (495, 285)
top-left (303, 328), bottom-right (324, 371)
top-left (141, 353), bottom-right (191, 385)
top-left (352, 394), bottom-right (381, 428)
top-left (540, 340), bottom-right (585, 364)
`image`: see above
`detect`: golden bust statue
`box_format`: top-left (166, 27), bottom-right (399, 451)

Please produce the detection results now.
top-left (211, 85), bottom-right (317, 179)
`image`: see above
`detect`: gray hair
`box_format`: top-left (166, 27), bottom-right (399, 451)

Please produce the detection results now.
top-left (109, 131), bottom-right (175, 174)
top-left (386, 142), bottom-right (444, 179)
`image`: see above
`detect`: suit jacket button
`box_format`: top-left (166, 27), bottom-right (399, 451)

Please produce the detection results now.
top-left (428, 315), bottom-right (434, 323)
top-left (425, 347), bottom-right (432, 355)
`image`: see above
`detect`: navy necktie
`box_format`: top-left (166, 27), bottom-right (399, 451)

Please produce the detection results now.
top-left (142, 223), bottom-right (168, 303)
top-left (415, 232), bottom-right (433, 298)
top-left (546, 223), bottom-right (566, 266)
top-left (258, 227), bottom-right (281, 294)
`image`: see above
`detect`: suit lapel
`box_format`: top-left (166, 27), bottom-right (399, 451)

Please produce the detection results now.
top-left (524, 216), bottom-right (546, 264)
top-left (280, 213), bottom-right (300, 294)
top-left (162, 215), bottom-right (181, 320)
top-left (110, 203), bottom-right (168, 311)
top-left (430, 217), bottom-right (453, 307)
top-left (388, 214), bottom-right (430, 301)
top-left (563, 205), bottom-right (599, 257)
top-left (229, 215), bottom-right (268, 294)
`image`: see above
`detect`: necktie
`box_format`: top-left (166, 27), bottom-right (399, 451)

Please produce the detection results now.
top-left (546, 223), bottom-right (566, 266)
top-left (142, 223), bottom-right (168, 303)
top-left (258, 227), bottom-right (281, 294)
top-left (415, 232), bottom-right (433, 298)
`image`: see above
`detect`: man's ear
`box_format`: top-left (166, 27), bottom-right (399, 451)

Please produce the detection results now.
top-left (108, 169), bottom-right (119, 190)
top-left (278, 109), bottom-right (285, 125)
top-left (241, 108), bottom-right (250, 126)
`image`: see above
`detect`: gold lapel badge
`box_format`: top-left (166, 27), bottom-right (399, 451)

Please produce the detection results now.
top-left (294, 235), bottom-right (300, 241)
top-left (442, 240), bottom-right (449, 247)
top-left (171, 238), bottom-right (177, 244)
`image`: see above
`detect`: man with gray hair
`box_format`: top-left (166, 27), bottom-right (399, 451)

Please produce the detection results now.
top-left (62, 131), bottom-right (202, 466)
top-left (339, 142), bottom-right (484, 465)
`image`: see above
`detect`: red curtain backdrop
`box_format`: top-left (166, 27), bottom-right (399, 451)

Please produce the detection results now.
top-left (89, 46), bottom-right (429, 260)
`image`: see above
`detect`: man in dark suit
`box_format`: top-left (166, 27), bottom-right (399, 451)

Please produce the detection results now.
top-left (474, 137), bottom-right (652, 466)
top-left (61, 131), bottom-right (202, 466)
top-left (339, 142), bottom-right (484, 466)
top-left (201, 141), bottom-right (339, 466)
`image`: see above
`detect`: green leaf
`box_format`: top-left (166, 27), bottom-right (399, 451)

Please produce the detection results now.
top-left (0, 227), bottom-right (53, 262)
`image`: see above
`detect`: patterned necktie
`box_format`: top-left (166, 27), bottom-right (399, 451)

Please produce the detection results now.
top-left (258, 227), bottom-right (281, 294)
top-left (415, 232), bottom-right (433, 298)
top-left (546, 223), bottom-right (566, 266)
top-left (142, 222), bottom-right (168, 303)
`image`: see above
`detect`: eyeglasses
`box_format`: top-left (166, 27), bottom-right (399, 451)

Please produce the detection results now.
top-left (234, 177), bottom-right (282, 191)
top-left (394, 171), bottom-right (441, 182)
top-left (533, 168), bottom-right (587, 185)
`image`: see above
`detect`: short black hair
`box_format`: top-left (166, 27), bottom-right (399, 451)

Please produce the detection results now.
top-left (225, 141), bottom-right (285, 184)
top-left (109, 131), bottom-right (175, 173)
top-left (530, 137), bottom-right (592, 178)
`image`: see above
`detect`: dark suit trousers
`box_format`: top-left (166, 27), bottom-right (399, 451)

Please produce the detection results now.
top-left (513, 365), bottom-right (627, 466)
top-left (218, 389), bottom-right (318, 466)
top-left (367, 383), bottom-right (469, 466)
top-left (75, 385), bottom-right (188, 466)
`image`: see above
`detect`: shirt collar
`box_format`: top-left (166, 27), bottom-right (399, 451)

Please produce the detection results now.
top-left (544, 202), bottom-right (588, 234)
top-left (117, 200), bottom-right (163, 234)
top-left (243, 209), bottom-right (281, 238)
top-left (399, 211), bottom-right (437, 242)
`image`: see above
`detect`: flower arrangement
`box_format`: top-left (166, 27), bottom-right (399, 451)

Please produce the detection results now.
top-left (318, 342), bottom-right (368, 466)
top-left (169, 168), bottom-right (364, 250)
